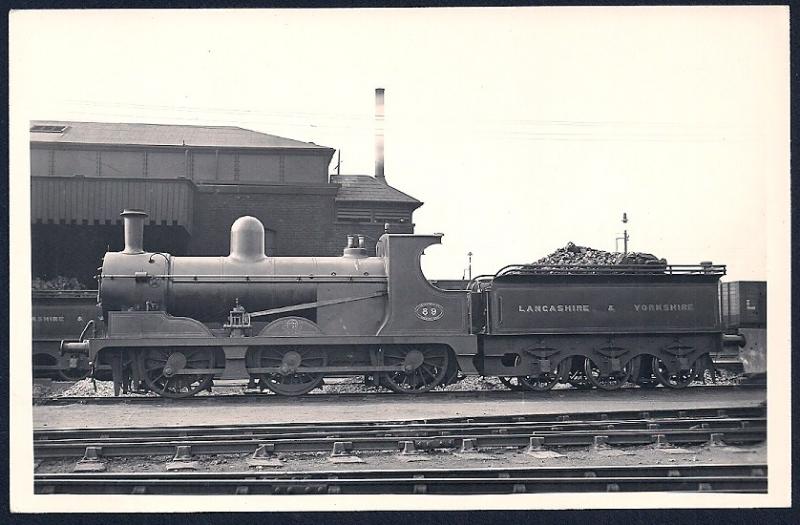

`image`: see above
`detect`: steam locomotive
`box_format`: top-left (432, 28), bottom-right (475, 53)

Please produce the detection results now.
top-left (60, 209), bottom-right (757, 398)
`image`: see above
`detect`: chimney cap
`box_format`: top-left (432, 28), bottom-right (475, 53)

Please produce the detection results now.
top-left (120, 209), bottom-right (148, 218)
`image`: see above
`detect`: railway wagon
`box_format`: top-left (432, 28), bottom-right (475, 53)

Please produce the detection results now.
top-left (32, 289), bottom-right (96, 379)
top-left (62, 209), bottom-right (731, 397)
top-left (720, 281), bottom-right (767, 375)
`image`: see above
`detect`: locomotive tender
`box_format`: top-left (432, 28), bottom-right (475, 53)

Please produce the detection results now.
top-left (62, 209), bottom-right (737, 398)
top-left (32, 289), bottom-right (95, 380)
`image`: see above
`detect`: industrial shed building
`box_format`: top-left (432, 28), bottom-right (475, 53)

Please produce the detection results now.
top-left (30, 120), bottom-right (422, 286)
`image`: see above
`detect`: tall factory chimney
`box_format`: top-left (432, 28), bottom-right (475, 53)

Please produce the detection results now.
top-left (374, 88), bottom-right (386, 184)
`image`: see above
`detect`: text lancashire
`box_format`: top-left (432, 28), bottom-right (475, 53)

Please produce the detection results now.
top-left (517, 304), bottom-right (591, 313)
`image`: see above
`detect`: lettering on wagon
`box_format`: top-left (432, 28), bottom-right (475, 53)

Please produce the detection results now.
top-left (517, 304), bottom-right (591, 313)
top-left (32, 316), bottom-right (65, 322)
top-left (633, 303), bottom-right (694, 312)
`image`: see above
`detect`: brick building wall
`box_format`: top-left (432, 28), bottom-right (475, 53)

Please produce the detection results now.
top-left (30, 122), bottom-right (422, 282)
top-left (189, 186), bottom-right (417, 258)
top-left (190, 184), bottom-right (342, 257)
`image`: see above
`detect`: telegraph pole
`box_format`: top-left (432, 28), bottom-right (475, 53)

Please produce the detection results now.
top-left (468, 251), bottom-right (473, 280)
top-left (622, 212), bottom-right (629, 254)
top-left (615, 212), bottom-right (629, 254)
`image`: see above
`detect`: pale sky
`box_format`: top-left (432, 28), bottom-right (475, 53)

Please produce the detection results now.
top-left (10, 7), bottom-right (789, 280)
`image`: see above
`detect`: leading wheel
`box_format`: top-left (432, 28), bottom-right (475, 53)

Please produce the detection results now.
top-left (652, 357), bottom-right (698, 389)
top-left (140, 347), bottom-right (216, 399)
top-left (584, 357), bottom-right (632, 391)
top-left (381, 345), bottom-right (450, 394)
top-left (250, 346), bottom-right (327, 396)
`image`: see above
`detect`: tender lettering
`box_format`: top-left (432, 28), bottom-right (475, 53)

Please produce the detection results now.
top-left (31, 316), bottom-right (65, 322)
top-left (517, 304), bottom-right (590, 313)
top-left (633, 304), bottom-right (694, 312)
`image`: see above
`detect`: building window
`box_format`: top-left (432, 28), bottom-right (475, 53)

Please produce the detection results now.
top-left (337, 206), bottom-right (411, 224)
top-left (374, 210), bottom-right (410, 223)
top-left (336, 207), bottom-right (373, 223)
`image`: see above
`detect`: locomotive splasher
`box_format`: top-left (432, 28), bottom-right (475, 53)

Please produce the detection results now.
top-left (63, 209), bottom-right (735, 398)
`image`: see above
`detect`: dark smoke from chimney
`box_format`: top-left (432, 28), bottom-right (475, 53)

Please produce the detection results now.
top-left (375, 88), bottom-right (385, 184)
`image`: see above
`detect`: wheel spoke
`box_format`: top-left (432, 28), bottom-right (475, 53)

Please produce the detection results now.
top-left (381, 346), bottom-right (449, 394)
top-left (250, 346), bottom-right (326, 396)
top-left (139, 348), bottom-right (214, 399)
top-left (418, 367), bottom-right (433, 385)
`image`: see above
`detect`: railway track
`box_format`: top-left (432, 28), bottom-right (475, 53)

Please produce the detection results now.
top-left (33, 382), bottom-right (766, 405)
top-left (34, 406), bottom-right (766, 462)
top-left (35, 464), bottom-right (768, 494)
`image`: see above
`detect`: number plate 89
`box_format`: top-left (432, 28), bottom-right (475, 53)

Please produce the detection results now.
top-left (415, 302), bottom-right (444, 321)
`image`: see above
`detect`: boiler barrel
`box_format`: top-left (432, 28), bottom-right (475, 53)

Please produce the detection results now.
top-left (99, 252), bottom-right (387, 322)
top-left (99, 213), bottom-right (387, 322)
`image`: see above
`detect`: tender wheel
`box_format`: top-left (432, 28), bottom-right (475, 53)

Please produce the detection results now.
top-left (381, 345), bottom-right (450, 394)
top-left (140, 347), bottom-right (216, 399)
top-left (632, 355), bottom-right (659, 388)
top-left (499, 377), bottom-right (527, 391)
top-left (251, 346), bottom-right (327, 396)
top-left (567, 357), bottom-right (593, 389)
top-left (584, 357), bottom-right (632, 391)
top-left (515, 359), bottom-right (570, 392)
top-left (652, 357), bottom-right (698, 389)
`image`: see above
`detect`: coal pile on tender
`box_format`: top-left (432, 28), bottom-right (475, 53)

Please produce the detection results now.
top-left (533, 242), bottom-right (667, 266)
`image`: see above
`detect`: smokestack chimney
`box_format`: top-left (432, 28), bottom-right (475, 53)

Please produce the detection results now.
top-left (120, 209), bottom-right (148, 254)
top-left (375, 88), bottom-right (385, 184)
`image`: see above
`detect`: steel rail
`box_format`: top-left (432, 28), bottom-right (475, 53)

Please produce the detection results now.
top-left (35, 464), bottom-right (767, 495)
top-left (34, 426), bottom-right (766, 459)
top-left (33, 406), bottom-right (766, 439)
top-left (34, 417), bottom-right (765, 446)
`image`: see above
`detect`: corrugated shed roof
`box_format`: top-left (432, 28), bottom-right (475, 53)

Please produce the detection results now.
top-left (331, 175), bottom-right (422, 206)
top-left (30, 120), bottom-right (332, 150)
